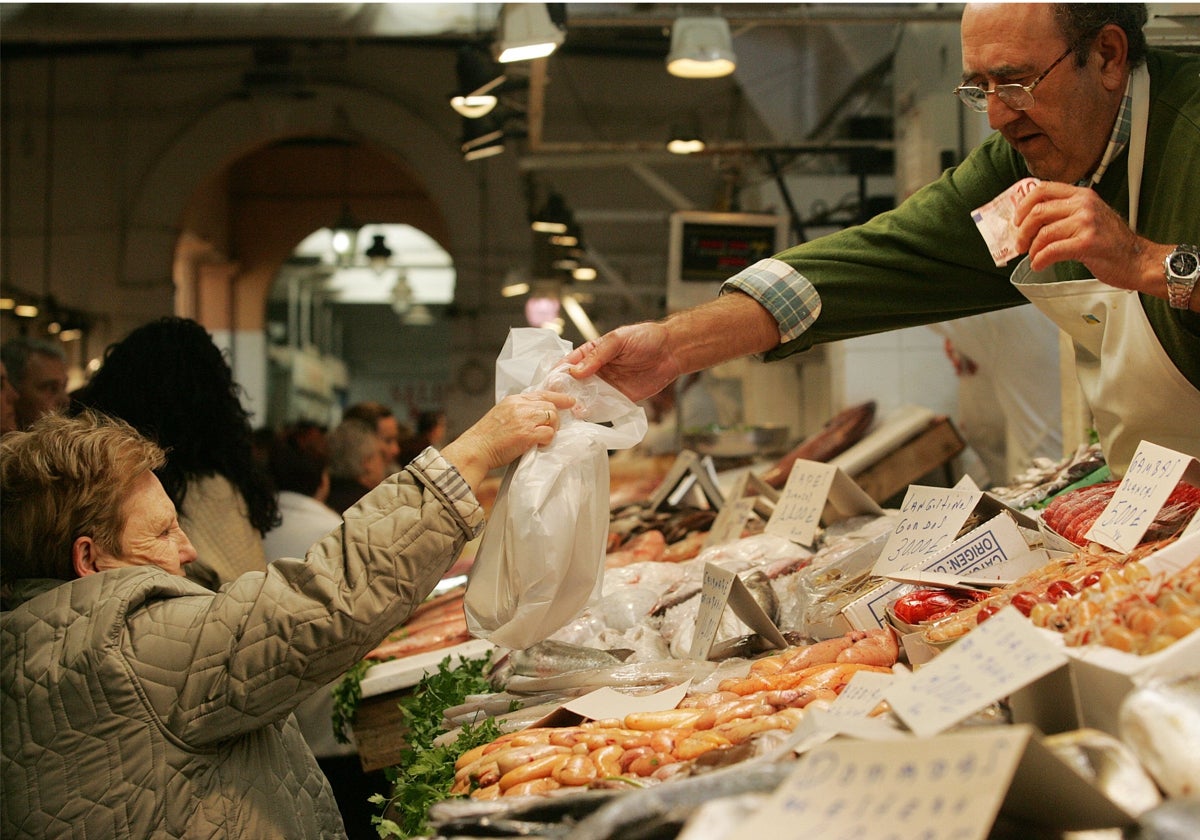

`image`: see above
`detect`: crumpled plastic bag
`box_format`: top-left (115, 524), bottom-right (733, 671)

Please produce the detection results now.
top-left (464, 328), bottom-right (648, 650)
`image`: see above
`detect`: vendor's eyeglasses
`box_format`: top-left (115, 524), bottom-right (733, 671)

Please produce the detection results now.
top-left (953, 47), bottom-right (1073, 113)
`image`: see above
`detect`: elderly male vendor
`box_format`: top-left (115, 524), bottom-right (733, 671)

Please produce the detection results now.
top-left (567, 3), bottom-right (1200, 476)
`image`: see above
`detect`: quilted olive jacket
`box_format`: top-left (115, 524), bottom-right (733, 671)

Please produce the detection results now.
top-left (1, 450), bottom-right (484, 839)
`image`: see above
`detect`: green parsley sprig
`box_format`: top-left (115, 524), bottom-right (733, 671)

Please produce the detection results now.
top-left (370, 652), bottom-right (506, 839)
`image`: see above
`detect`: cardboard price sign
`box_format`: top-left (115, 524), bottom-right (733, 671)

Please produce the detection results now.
top-left (884, 607), bottom-right (1067, 738)
top-left (689, 562), bottom-right (788, 659)
top-left (766, 460), bottom-right (881, 547)
top-left (874, 486), bottom-right (981, 577)
top-left (728, 724), bottom-right (1133, 840)
top-left (1085, 440), bottom-right (1200, 552)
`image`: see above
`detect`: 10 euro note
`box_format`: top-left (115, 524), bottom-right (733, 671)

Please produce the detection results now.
top-left (971, 177), bottom-right (1041, 267)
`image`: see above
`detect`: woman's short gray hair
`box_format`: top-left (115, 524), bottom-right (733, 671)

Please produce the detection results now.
top-left (1, 410), bottom-right (165, 582)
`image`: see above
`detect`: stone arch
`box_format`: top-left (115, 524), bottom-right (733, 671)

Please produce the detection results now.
top-left (119, 81), bottom-right (525, 420)
top-left (122, 81), bottom-right (521, 330)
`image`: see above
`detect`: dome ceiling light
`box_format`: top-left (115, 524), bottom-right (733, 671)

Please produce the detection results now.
top-left (494, 3), bottom-right (564, 64)
top-left (666, 16), bottom-right (737, 79)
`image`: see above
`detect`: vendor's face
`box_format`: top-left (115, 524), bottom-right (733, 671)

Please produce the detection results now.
top-left (87, 472), bottom-right (198, 576)
top-left (960, 4), bottom-right (1123, 184)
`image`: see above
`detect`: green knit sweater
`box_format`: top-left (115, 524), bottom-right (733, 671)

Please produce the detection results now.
top-left (766, 48), bottom-right (1200, 389)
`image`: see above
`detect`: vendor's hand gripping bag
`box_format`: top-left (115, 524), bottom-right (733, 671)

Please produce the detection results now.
top-left (464, 328), bottom-right (647, 650)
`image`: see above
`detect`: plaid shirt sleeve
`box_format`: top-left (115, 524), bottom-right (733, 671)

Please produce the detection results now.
top-left (720, 258), bottom-right (822, 344)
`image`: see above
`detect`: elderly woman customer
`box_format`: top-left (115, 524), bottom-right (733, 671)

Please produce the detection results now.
top-left (0, 387), bottom-right (573, 838)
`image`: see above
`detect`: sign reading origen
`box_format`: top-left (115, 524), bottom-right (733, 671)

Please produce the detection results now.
top-left (927, 530), bottom-right (1005, 575)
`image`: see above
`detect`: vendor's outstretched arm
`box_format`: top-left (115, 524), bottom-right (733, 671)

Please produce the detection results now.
top-left (565, 291), bottom-right (780, 403)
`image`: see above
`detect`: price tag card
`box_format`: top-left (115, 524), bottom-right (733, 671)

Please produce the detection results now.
top-left (873, 485), bottom-right (982, 577)
top-left (728, 726), bottom-right (1033, 840)
top-left (705, 496), bottom-right (758, 549)
top-left (826, 669), bottom-right (896, 719)
top-left (689, 563), bottom-right (787, 659)
top-left (765, 460), bottom-right (836, 547)
top-left (1085, 441), bottom-right (1200, 552)
top-left (767, 461), bottom-right (883, 548)
top-left (884, 607), bottom-right (1067, 738)
top-left (648, 450), bottom-right (701, 511)
top-left (564, 682), bottom-right (691, 722)
top-left (884, 514), bottom-right (1040, 587)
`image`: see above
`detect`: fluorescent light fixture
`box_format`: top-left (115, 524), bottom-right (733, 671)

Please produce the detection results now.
top-left (495, 4), bottom-right (564, 63)
top-left (667, 137), bottom-right (706, 155)
top-left (561, 293), bottom-right (600, 341)
top-left (572, 266), bottom-right (597, 281)
top-left (667, 17), bottom-right (736, 79)
top-left (530, 192), bottom-right (572, 234)
top-left (450, 46), bottom-right (505, 118)
top-left (451, 92), bottom-right (500, 119)
top-left (14, 304), bottom-right (39, 318)
top-left (501, 281), bottom-right (530, 297)
top-left (461, 114), bottom-right (505, 161)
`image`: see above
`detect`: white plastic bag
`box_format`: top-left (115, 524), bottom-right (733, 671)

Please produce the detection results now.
top-left (464, 328), bottom-right (647, 650)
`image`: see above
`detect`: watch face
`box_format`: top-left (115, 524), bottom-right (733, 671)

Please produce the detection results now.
top-left (1169, 250), bottom-right (1199, 277)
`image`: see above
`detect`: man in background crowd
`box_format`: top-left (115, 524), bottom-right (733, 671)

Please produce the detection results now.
top-left (0, 336), bottom-right (69, 430)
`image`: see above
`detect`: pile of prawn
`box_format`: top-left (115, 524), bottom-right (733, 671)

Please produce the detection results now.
top-left (451, 628), bottom-right (897, 800)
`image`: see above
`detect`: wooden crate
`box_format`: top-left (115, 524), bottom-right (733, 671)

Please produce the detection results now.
top-left (851, 416), bottom-right (965, 504)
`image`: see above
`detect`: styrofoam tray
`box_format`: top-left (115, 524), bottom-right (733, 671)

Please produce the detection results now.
top-left (359, 638), bottom-right (496, 698)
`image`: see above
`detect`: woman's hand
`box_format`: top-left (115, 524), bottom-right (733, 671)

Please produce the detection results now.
top-left (441, 390), bottom-right (576, 491)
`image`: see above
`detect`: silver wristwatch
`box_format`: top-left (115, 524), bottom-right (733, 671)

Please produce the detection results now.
top-left (1164, 244), bottom-right (1200, 310)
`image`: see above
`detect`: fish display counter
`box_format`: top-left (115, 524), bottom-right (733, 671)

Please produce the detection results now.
top-left (341, 431), bottom-right (1199, 840)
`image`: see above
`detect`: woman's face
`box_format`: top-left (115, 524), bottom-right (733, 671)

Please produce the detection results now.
top-left (88, 472), bottom-right (198, 576)
top-left (376, 416), bottom-right (401, 466)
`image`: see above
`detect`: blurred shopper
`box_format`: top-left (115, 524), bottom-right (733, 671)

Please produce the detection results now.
top-left (399, 409), bottom-right (448, 466)
top-left (1, 361), bottom-right (19, 435)
top-left (71, 316), bottom-right (278, 591)
top-left (1, 389), bottom-right (572, 838)
top-left (342, 400), bottom-right (407, 471)
top-left (325, 418), bottom-right (388, 515)
top-left (0, 336), bottom-right (70, 430)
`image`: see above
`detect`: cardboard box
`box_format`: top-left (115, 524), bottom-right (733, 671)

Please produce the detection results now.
top-left (1010, 532), bottom-right (1200, 738)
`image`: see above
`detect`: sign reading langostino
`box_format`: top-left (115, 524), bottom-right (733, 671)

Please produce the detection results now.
top-left (874, 485), bottom-right (981, 577)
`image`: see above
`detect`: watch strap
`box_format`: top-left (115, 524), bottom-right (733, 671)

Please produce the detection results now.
top-left (1165, 245), bottom-right (1200, 310)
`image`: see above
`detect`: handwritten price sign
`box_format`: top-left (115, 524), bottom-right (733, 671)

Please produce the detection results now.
top-left (1085, 441), bottom-right (1198, 552)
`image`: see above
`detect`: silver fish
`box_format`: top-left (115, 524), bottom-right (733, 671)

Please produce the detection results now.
top-left (509, 640), bottom-right (634, 678)
top-left (564, 759), bottom-right (794, 840)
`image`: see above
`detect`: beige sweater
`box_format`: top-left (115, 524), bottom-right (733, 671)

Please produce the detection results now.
top-left (180, 474), bottom-right (267, 591)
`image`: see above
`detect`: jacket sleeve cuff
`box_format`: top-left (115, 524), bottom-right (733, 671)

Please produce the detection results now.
top-left (408, 447), bottom-right (487, 539)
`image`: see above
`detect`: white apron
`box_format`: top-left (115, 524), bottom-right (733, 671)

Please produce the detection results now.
top-left (1010, 66), bottom-right (1200, 476)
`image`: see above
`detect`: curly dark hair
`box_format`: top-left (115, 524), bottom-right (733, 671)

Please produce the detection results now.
top-left (72, 317), bottom-right (279, 534)
top-left (1054, 3), bottom-right (1148, 68)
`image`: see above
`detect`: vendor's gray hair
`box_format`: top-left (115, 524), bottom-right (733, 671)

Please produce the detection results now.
top-left (1055, 3), bottom-right (1148, 68)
